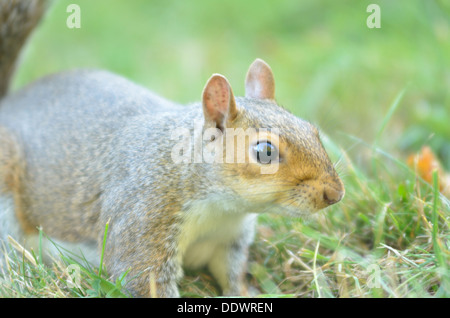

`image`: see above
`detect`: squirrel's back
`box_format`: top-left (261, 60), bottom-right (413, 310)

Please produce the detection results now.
top-left (0, 69), bottom-right (187, 239)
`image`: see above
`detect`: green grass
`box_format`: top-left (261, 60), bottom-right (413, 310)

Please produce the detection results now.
top-left (0, 226), bottom-right (130, 297)
top-left (2, 0), bottom-right (449, 297)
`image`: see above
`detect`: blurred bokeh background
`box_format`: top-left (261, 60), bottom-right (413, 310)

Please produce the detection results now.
top-left (13, 0), bottom-right (449, 168)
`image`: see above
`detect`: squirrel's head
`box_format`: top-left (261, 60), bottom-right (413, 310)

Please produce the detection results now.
top-left (201, 59), bottom-right (344, 217)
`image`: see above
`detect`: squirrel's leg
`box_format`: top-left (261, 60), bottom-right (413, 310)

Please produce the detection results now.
top-left (99, 204), bottom-right (182, 298)
top-left (0, 128), bottom-right (28, 246)
top-left (104, 236), bottom-right (181, 297)
top-left (207, 214), bottom-right (256, 296)
top-left (0, 193), bottom-right (18, 244)
top-left (207, 242), bottom-right (249, 296)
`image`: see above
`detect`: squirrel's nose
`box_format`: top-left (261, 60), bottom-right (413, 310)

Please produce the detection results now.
top-left (322, 185), bottom-right (344, 206)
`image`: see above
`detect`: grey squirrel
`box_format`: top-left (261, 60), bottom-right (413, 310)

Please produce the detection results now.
top-left (0, 0), bottom-right (344, 297)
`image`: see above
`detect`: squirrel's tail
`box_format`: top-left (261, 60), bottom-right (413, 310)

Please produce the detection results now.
top-left (0, 0), bottom-right (46, 98)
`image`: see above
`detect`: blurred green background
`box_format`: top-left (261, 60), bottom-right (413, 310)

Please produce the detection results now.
top-left (13, 0), bottom-right (450, 168)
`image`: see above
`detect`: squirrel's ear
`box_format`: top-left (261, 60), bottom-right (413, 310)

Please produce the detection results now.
top-left (245, 58), bottom-right (275, 100)
top-left (202, 74), bottom-right (237, 130)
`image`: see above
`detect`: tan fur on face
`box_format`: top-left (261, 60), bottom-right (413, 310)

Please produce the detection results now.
top-left (217, 99), bottom-right (344, 217)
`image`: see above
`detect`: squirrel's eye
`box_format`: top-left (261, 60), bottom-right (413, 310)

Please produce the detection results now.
top-left (253, 141), bottom-right (279, 164)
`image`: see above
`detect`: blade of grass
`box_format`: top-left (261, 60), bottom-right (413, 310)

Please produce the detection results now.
top-left (374, 203), bottom-right (389, 248)
top-left (374, 87), bottom-right (407, 146)
top-left (7, 236), bottom-right (36, 267)
top-left (38, 226), bottom-right (44, 266)
top-left (312, 239), bottom-right (334, 298)
top-left (432, 171), bottom-right (450, 296)
top-left (371, 87), bottom-right (407, 177)
top-left (98, 219), bottom-right (110, 277)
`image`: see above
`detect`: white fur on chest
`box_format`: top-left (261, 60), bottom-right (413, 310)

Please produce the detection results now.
top-left (178, 198), bottom-right (256, 270)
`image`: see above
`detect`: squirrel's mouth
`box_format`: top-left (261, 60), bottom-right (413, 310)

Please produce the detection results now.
top-left (262, 191), bottom-right (339, 218)
top-left (238, 185), bottom-right (341, 217)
